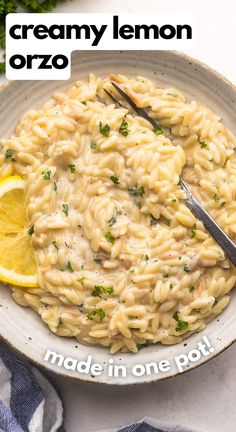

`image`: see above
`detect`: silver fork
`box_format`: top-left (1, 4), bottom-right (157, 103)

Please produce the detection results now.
top-left (97, 82), bottom-right (236, 266)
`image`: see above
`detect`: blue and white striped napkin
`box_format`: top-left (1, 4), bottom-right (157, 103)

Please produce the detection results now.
top-left (0, 344), bottom-right (65, 432)
top-left (0, 343), bottom-right (205, 432)
top-left (98, 418), bottom-right (205, 432)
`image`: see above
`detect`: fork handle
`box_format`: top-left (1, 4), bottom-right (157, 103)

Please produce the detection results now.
top-left (181, 179), bottom-right (236, 267)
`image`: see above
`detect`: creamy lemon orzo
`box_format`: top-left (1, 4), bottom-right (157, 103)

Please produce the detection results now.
top-left (1, 73), bottom-right (236, 353)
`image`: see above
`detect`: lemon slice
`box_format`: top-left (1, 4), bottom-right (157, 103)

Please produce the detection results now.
top-left (0, 176), bottom-right (38, 287)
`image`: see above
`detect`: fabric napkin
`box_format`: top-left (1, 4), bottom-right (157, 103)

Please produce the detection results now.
top-left (0, 344), bottom-right (65, 432)
top-left (0, 343), bottom-right (205, 432)
top-left (98, 418), bottom-right (206, 432)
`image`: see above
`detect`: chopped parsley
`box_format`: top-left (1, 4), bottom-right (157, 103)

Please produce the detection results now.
top-left (167, 92), bottom-right (178, 97)
top-left (78, 304), bottom-right (84, 313)
top-left (141, 254), bottom-right (149, 261)
top-left (110, 175), bottom-right (120, 184)
top-left (41, 169), bottom-right (51, 180)
top-left (68, 164), bottom-right (76, 173)
top-left (99, 121), bottom-right (110, 137)
top-left (77, 277), bottom-right (85, 285)
top-left (173, 311), bottom-right (188, 332)
top-left (171, 198), bottom-right (177, 203)
top-left (28, 225), bottom-right (34, 236)
top-left (53, 182), bottom-right (58, 192)
top-left (137, 343), bottom-right (149, 350)
top-left (153, 126), bottom-right (164, 136)
top-left (87, 308), bottom-right (105, 321)
top-left (5, 149), bottom-right (15, 161)
top-left (62, 203), bottom-right (69, 216)
top-left (184, 265), bottom-right (190, 273)
top-left (52, 241), bottom-right (58, 251)
top-left (189, 286), bottom-right (195, 293)
top-left (128, 185), bottom-right (145, 197)
top-left (90, 142), bottom-right (96, 150)
top-left (220, 201), bottom-right (226, 207)
top-left (150, 215), bottom-right (158, 225)
top-left (163, 274), bottom-right (169, 278)
top-left (213, 194), bottom-right (220, 202)
top-left (108, 216), bottom-right (117, 226)
top-left (104, 232), bottom-right (115, 244)
top-left (135, 200), bottom-right (142, 209)
top-left (92, 285), bottom-right (114, 297)
top-left (200, 140), bottom-right (207, 148)
top-left (119, 118), bottom-right (129, 137)
top-left (170, 283), bottom-right (174, 289)
top-left (190, 230), bottom-right (196, 238)
top-left (94, 255), bottom-right (102, 263)
top-left (161, 217), bottom-right (171, 227)
top-left (67, 261), bottom-right (74, 273)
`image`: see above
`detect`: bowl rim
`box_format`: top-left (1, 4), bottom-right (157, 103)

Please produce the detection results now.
top-left (1, 49), bottom-right (236, 385)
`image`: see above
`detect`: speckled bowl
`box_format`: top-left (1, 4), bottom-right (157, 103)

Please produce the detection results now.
top-left (1, 50), bottom-right (236, 385)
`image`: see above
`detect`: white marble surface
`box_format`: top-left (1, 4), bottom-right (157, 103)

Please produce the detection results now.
top-left (2, 0), bottom-right (236, 431)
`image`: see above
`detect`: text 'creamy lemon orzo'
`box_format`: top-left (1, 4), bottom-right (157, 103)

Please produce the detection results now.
top-left (1, 73), bottom-right (236, 353)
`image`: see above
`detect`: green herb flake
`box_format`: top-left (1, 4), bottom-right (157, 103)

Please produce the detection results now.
top-left (76, 277), bottom-right (85, 285)
top-left (110, 175), bottom-right (120, 185)
top-left (137, 343), bottom-right (149, 350)
top-left (52, 241), bottom-right (58, 251)
top-left (62, 203), bottom-right (69, 216)
top-left (176, 320), bottom-right (189, 331)
top-left (135, 200), bottom-right (142, 209)
top-left (128, 185), bottom-right (145, 197)
top-left (170, 283), bottom-right (174, 289)
top-left (162, 217), bottom-right (171, 227)
top-left (167, 92), bottom-right (178, 97)
top-left (163, 274), bottom-right (169, 279)
top-left (108, 216), bottom-right (117, 227)
top-left (5, 149), bottom-right (15, 161)
top-left (28, 225), bottom-right (34, 236)
top-left (190, 230), bottom-right (196, 238)
top-left (153, 126), bottom-right (164, 136)
top-left (67, 261), bottom-right (74, 273)
top-left (173, 310), bottom-right (189, 332)
top-left (99, 121), bottom-right (110, 137)
top-left (92, 285), bottom-right (114, 297)
top-left (104, 232), bottom-right (115, 245)
top-left (94, 255), bottom-right (102, 263)
top-left (213, 194), bottom-right (220, 202)
top-left (171, 198), bottom-right (177, 203)
top-left (200, 140), bottom-right (207, 148)
top-left (53, 182), bottom-right (58, 192)
top-left (87, 308), bottom-right (105, 321)
top-left (141, 254), bottom-right (149, 261)
top-left (68, 164), bottom-right (76, 173)
top-left (213, 298), bottom-right (219, 306)
top-left (189, 286), bottom-right (195, 293)
top-left (119, 118), bottom-right (129, 137)
top-left (78, 304), bottom-right (84, 313)
top-left (150, 215), bottom-right (158, 225)
top-left (220, 201), bottom-right (226, 207)
top-left (41, 169), bottom-right (51, 180)
top-left (90, 142), bottom-right (96, 150)
top-left (184, 265), bottom-right (190, 273)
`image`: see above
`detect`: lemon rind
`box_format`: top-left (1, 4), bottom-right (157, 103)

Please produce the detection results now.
top-left (0, 176), bottom-right (38, 288)
top-left (0, 264), bottom-right (38, 287)
top-left (0, 176), bottom-right (24, 198)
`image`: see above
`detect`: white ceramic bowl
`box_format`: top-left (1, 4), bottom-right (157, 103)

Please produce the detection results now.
top-left (1, 51), bottom-right (236, 385)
